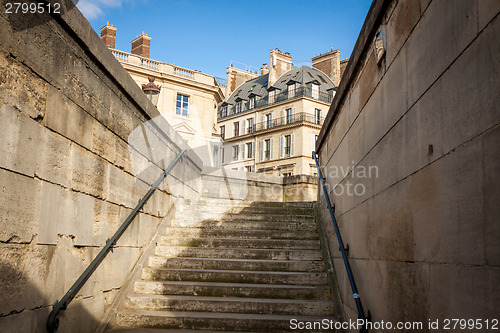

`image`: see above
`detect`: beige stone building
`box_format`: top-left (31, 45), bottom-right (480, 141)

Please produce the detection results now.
top-left (218, 49), bottom-right (340, 176)
top-left (100, 23), bottom-right (225, 167)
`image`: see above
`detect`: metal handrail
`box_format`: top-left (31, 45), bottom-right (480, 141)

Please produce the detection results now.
top-left (46, 149), bottom-right (187, 333)
top-left (312, 151), bottom-right (369, 333)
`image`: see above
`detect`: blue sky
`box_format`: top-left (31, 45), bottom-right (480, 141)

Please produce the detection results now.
top-left (77, 0), bottom-right (372, 79)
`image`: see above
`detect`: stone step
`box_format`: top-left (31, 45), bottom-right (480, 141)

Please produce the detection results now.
top-left (148, 256), bottom-right (326, 272)
top-left (133, 280), bottom-right (331, 300)
top-left (220, 213), bottom-right (314, 222)
top-left (115, 310), bottom-right (337, 332)
top-left (154, 246), bottom-right (322, 260)
top-left (171, 219), bottom-right (317, 231)
top-left (141, 268), bottom-right (328, 285)
top-left (164, 227), bottom-right (319, 240)
top-left (108, 329), bottom-right (255, 333)
top-left (226, 206), bottom-right (314, 216)
top-left (125, 295), bottom-right (334, 316)
top-left (159, 237), bottom-right (320, 250)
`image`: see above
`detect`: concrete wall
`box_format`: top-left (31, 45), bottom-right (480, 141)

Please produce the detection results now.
top-left (316, 0), bottom-right (500, 330)
top-left (0, 2), bottom-right (203, 332)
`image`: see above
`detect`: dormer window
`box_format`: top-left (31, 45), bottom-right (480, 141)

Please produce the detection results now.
top-left (269, 90), bottom-right (276, 104)
top-left (288, 83), bottom-right (296, 99)
top-left (236, 100), bottom-right (242, 113)
top-left (221, 105), bottom-right (228, 117)
top-left (312, 83), bottom-right (319, 99)
top-left (249, 96), bottom-right (256, 109)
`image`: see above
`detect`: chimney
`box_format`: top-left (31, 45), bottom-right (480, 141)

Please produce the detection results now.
top-left (100, 22), bottom-right (117, 48)
top-left (311, 48), bottom-right (341, 86)
top-left (225, 65), bottom-right (259, 97)
top-left (131, 32), bottom-right (152, 58)
top-left (260, 63), bottom-right (269, 75)
top-left (268, 49), bottom-right (292, 86)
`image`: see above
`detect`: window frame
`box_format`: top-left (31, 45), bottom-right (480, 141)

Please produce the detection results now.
top-left (176, 93), bottom-right (189, 116)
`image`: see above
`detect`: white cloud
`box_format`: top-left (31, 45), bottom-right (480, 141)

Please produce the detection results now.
top-left (76, 0), bottom-right (125, 20)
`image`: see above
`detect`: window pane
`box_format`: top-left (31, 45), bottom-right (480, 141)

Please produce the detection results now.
top-left (183, 96), bottom-right (188, 103)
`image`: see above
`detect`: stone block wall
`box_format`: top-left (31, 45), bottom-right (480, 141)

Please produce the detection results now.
top-left (316, 0), bottom-right (500, 330)
top-left (0, 2), bottom-right (203, 332)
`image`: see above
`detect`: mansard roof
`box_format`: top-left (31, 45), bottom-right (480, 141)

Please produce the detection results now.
top-left (224, 66), bottom-right (335, 107)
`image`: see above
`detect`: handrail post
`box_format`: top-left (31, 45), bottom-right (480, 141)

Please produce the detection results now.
top-left (46, 149), bottom-right (186, 333)
top-left (313, 151), bottom-right (369, 333)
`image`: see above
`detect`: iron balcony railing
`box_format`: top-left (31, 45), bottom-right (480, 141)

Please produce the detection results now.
top-left (313, 151), bottom-right (370, 333)
top-left (46, 150), bottom-right (187, 333)
top-left (218, 86), bottom-right (333, 119)
top-left (230, 112), bottom-right (324, 139)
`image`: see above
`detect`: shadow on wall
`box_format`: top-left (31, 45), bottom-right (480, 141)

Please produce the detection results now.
top-left (0, 261), bottom-right (99, 333)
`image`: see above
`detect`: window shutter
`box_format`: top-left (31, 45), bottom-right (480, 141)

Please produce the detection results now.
top-left (252, 141), bottom-right (256, 158)
top-left (279, 136), bottom-right (284, 158)
top-left (270, 138), bottom-right (274, 160)
top-left (291, 133), bottom-right (295, 157)
top-left (240, 144), bottom-right (244, 160)
top-left (311, 134), bottom-right (316, 155)
top-left (281, 109), bottom-right (285, 125)
top-left (260, 140), bottom-right (264, 161)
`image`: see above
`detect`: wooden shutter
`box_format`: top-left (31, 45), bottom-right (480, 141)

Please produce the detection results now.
top-left (290, 133), bottom-right (295, 157)
top-left (279, 136), bottom-right (284, 158)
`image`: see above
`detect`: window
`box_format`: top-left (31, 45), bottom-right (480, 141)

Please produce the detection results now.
top-left (284, 135), bottom-right (292, 157)
top-left (269, 90), bottom-right (275, 104)
top-left (234, 121), bottom-right (239, 136)
top-left (249, 96), bottom-right (255, 109)
top-left (311, 134), bottom-right (318, 154)
top-left (266, 113), bottom-right (273, 129)
top-left (285, 108), bottom-right (293, 124)
top-left (176, 94), bottom-right (189, 116)
top-left (282, 172), bottom-right (292, 177)
top-left (288, 83), bottom-right (296, 99)
top-left (280, 134), bottom-right (295, 158)
top-left (246, 166), bottom-right (253, 172)
top-left (264, 139), bottom-right (271, 160)
top-left (236, 101), bottom-right (242, 113)
top-left (220, 125), bottom-right (225, 140)
top-left (247, 118), bottom-right (254, 134)
top-left (312, 84), bottom-right (319, 99)
top-left (221, 147), bottom-right (225, 164)
top-left (314, 108), bottom-right (321, 124)
top-left (246, 142), bottom-right (254, 159)
top-left (221, 105), bottom-right (228, 117)
top-left (232, 145), bottom-right (239, 161)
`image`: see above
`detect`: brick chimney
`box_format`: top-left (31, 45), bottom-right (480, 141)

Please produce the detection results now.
top-left (225, 65), bottom-right (259, 97)
top-left (260, 63), bottom-right (269, 75)
top-left (268, 49), bottom-right (292, 86)
top-left (100, 22), bottom-right (117, 48)
top-left (131, 32), bottom-right (151, 58)
top-left (312, 48), bottom-right (341, 86)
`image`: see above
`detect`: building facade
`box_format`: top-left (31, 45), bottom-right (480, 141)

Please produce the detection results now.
top-left (100, 23), bottom-right (225, 167)
top-left (218, 49), bottom-right (338, 176)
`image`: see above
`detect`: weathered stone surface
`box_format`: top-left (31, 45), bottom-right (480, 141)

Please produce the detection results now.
top-left (0, 104), bottom-right (38, 177)
top-left (70, 143), bottom-right (109, 199)
top-left (36, 125), bottom-right (72, 187)
top-left (0, 169), bottom-right (41, 243)
top-left (406, 0), bottom-right (478, 107)
top-left (45, 85), bottom-right (95, 151)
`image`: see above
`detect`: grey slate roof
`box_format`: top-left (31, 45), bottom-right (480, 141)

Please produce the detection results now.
top-left (223, 66), bottom-right (335, 106)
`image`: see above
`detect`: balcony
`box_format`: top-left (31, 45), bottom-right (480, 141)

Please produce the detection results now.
top-left (226, 112), bottom-right (324, 140)
top-left (218, 86), bottom-right (333, 119)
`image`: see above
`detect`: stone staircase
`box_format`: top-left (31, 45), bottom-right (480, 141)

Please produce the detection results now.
top-left (107, 201), bottom-right (337, 332)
